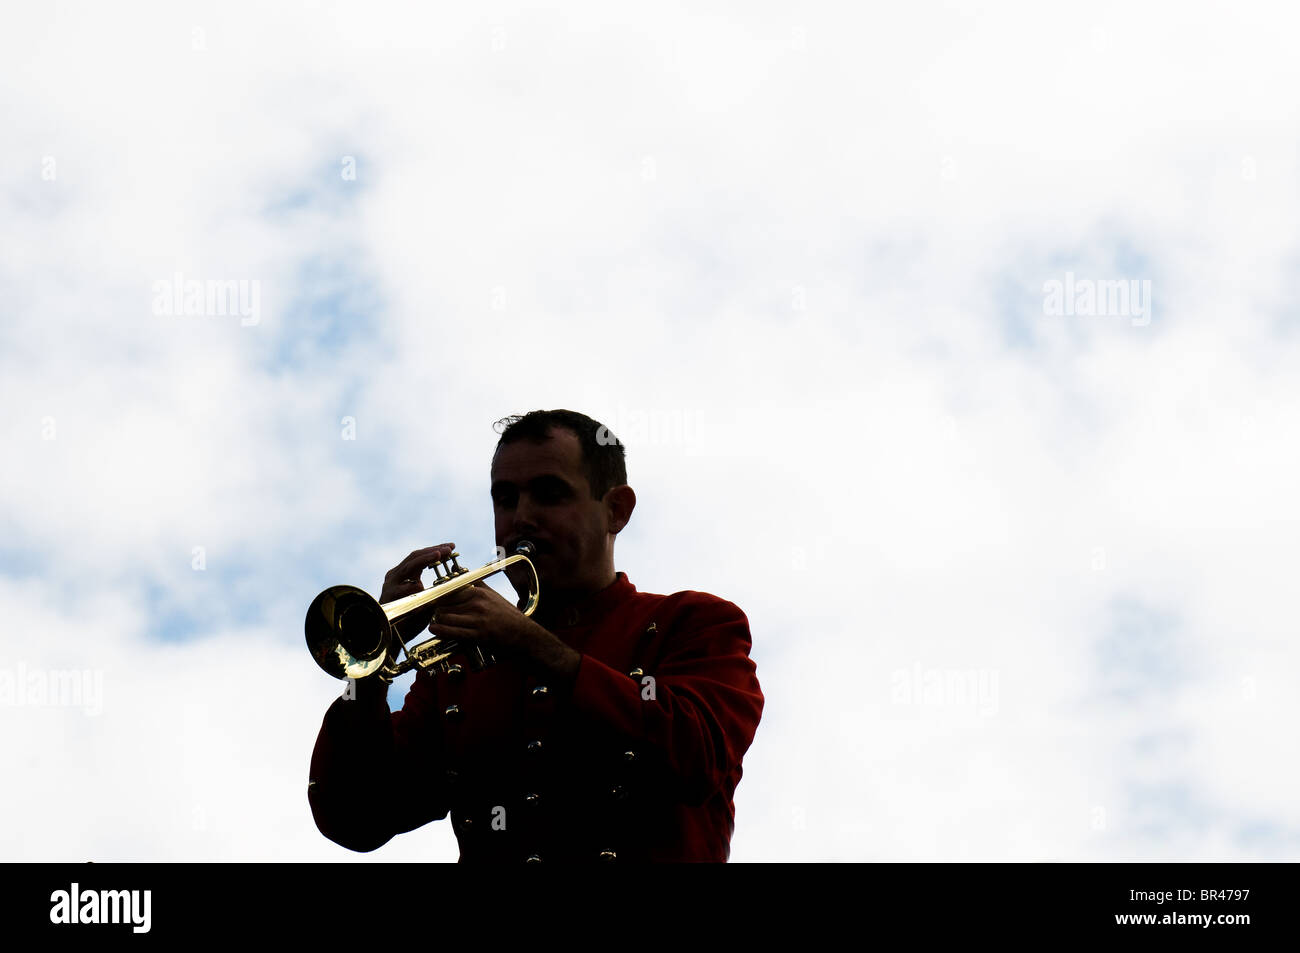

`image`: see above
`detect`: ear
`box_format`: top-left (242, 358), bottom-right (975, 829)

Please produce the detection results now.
top-left (604, 485), bottom-right (636, 535)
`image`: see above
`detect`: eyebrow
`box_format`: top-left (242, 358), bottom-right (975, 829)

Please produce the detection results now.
top-left (490, 474), bottom-right (573, 497)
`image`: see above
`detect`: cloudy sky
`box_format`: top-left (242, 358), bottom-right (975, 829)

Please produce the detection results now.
top-left (2, 1), bottom-right (1297, 862)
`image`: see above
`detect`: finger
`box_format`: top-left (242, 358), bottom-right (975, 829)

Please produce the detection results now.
top-left (379, 578), bottom-right (426, 604)
top-left (426, 600), bottom-right (478, 629)
top-left (431, 582), bottom-right (477, 606)
top-left (429, 620), bottom-right (479, 642)
top-left (385, 543), bottom-right (458, 584)
top-left (389, 543), bottom-right (457, 581)
top-left (380, 544), bottom-right (456, 604)
top-left (379, 572), bottom-right (428, 603)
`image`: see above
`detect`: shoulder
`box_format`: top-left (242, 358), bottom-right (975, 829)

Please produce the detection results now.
top-left (630, 582), bottom-right (750, 634)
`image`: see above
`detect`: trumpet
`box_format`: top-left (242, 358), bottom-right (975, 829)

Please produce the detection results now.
top-left (305, 541), bottom-right (540, 682)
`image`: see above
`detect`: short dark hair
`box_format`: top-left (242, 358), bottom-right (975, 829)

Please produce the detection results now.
top-left (494, 409), bottom-right (627, 499)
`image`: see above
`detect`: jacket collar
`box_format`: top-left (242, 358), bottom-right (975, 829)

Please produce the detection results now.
top-left (532, 571), bottom-right (636, 629)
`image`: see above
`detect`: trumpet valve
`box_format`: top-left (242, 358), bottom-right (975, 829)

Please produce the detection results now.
top-left (432, 551), bottom-right (466, 585)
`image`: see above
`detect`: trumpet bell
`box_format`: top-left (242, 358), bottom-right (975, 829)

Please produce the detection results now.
top-left (305, 585), bottom-right (392, 680)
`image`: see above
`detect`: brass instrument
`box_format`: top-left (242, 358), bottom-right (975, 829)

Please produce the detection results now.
top-left (305, 541), bottom-right (539, 682)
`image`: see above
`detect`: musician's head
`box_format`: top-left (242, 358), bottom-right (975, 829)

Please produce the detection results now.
top-left (491, 409), bottom-right (635, 595)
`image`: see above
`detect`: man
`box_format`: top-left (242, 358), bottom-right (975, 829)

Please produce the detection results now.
top-left (308, 409), bottom-right (764, 862)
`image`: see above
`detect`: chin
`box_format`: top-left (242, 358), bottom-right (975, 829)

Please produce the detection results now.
top-left (539, 569), bottom-right (572, 591)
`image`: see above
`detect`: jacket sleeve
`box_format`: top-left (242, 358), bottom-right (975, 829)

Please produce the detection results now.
top-left (307, 674), bottom-right (450, 852)
top-left (566, 594), bottom-right (764, 806)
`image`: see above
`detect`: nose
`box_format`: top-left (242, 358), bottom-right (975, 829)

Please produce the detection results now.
top-left (512, 495), bottom-right (540, 539)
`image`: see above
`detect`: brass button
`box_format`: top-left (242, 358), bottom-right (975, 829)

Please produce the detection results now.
top-left (598, 850), bottom-right (617, 862)
top-left (457, 814), bottom-right (473, 830)
top-left (525, 854), bottom-right (543, 863)
top-left (444, 704), bottom-right (462, 722)
top-left (628, 668), bottom-right (644, 679)
top-left (446, 664), bottom-right (464, 682)
top-left (622, 750), bottom-right (637, 763)
top-left (523, 792), bottom-right (540, 805)
top-left (530, 685), bottom-right (549, 699)
top-left (527, 739), bottom-right (543, 753)
top-left (610, 785), bottom-right (626, 801)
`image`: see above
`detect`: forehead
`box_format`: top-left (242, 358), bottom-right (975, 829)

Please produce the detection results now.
top-left (491, 428), bottom-right (586, 484)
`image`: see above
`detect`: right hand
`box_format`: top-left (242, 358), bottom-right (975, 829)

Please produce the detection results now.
top-left (380, 543), bottom-right (459, 637)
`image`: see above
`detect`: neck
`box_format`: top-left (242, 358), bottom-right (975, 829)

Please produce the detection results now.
top-left (526, 568), bottom-right (617, 624)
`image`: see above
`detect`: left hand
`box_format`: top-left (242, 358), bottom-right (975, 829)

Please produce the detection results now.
top-left (427, 583), bottom-right (538, 657)
top-left (428, 584), bottom-right (581, 684)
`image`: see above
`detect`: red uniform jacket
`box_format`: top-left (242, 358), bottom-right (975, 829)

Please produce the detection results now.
top-left (308, 572), bottom-right (764, 862)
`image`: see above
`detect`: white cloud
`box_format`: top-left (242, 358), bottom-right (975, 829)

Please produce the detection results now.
top-left (2, 0), bottom-right (1298, 861)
